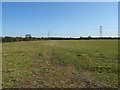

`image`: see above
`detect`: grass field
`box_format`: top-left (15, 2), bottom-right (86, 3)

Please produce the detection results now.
top-left (2, 40), bottom-right (118, 88)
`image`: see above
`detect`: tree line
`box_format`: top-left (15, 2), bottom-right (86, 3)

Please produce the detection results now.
top-left (2, 36), bottom-right (48, 42)
top-left (2, 36), bottom-right (119, 43)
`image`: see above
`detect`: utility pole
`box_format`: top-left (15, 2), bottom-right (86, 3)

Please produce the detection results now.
top-left (48, 31), bottom-right (50, 39)
top-left (100, 26), bottom-right (102, 37)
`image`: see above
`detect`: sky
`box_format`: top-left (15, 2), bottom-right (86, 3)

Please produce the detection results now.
top-left (0, 2), bottom-right (1, 37)
top-left (2, 2), bottom-right (118, 37)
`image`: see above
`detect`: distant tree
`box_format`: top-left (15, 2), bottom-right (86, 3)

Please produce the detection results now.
top-left (80, 36), bottom-right (82, 39)
top-left (25, 34), bottom-right (32, 41)
top-left (14, 37), bottom-right (19, 42)
top-left (3, 36), bottom-right (14, 42)
top-left (88, 36), bottom-right (91, 39)
top-left (25, 34), bottom-right (31, 38)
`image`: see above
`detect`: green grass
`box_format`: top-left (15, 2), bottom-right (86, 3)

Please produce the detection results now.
top-left (2, 40), bottom-right (118, 88)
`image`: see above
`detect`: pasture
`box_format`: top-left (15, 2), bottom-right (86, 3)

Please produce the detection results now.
top-left (2, 40), bottom-right (118, 88)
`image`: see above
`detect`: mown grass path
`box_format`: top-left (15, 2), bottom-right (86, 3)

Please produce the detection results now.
top-left (3, 40), bottom-right (118, 88)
